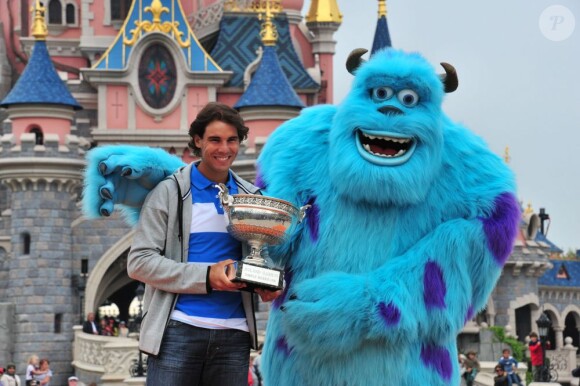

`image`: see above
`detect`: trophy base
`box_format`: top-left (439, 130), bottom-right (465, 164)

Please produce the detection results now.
top-left (232, 261), bottom-right (284, 291)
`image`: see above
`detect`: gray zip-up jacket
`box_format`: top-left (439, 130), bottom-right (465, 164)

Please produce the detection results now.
top-left (127, 162), bottom-right (261, 356)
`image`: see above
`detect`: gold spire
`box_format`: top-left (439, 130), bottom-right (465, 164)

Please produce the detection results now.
top-left (259, 1), bottom-right (278, 46)
top-left (524, 202), bottom-right (534, 215)
top-left (378, 0), bottom-right (387, 18)
top-left (306, 0), bottom-right (343, 24)
top-left (504, 146), bottom-right (511, 163)
top-left (31, 0), bottom-right (48, 41)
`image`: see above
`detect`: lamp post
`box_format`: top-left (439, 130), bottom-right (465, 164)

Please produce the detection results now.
top-left (130, 283), bottom-right (146, 377)
top-left (536, 312), bottom-right (552, 382)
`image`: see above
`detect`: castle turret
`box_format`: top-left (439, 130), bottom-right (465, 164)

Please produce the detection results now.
top-left (371, 0), bottom-right (393, 55)
top-left (305, 0), bottom-right (342, 103)
top-left (234, 1), bottom-right (303, 147)
top-left (0, 2), bottom-right (84, 383)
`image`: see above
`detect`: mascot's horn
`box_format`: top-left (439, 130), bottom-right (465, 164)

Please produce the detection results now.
top-left (346, 48), bottom-right (459, 94)
top-left (440, 62), bottom-right (458, 93)
top-left (346, 48), bottom-right (368, 75)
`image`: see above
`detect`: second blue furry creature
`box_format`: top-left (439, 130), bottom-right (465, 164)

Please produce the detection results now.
top-left (83, 48), bottom-right (520, 386)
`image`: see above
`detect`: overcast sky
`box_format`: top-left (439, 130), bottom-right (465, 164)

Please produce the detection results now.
top-left (302, 0), bottom-right (579, 252)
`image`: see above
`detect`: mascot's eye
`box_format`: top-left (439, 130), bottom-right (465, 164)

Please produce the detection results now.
top-left (371, 87), bottom-right (394, 101)
top-left (397, 89), bottom-right (419, 107)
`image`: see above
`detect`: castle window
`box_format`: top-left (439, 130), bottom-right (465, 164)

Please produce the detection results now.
top-left (29, 127), bottom-right (44, 145)
top-left (54, 313), bottom-right (63, 333)
top-left (65, 3), bottom-right (75, 24)
top-left (111, 0), bottom-right (131, 21)
top-left (48, 0), bottom-right (63, 25)
top-left (21, 232), bottom-right (31, 255)
top-left (138, 43), bottom-right (177, 109)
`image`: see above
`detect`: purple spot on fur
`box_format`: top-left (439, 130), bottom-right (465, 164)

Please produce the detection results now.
top-left (465, 305), bottom-right (474, 325)
top-left (254, 165), bottom-right (266, 190)
top-left (378, 302), bottom-right (401, 326)
top-left (276, 336), bottom-right (292, 357)
top-left (306, 197), bottom-right (319, 242)
top-left (423, 261), bottom-right (446, 309)
top-left (479, 192), bottom-right (520, 265)
top-left (272, 269), bottom-right (293, 310)
top-left (420, 344), bottom-right (453, 381)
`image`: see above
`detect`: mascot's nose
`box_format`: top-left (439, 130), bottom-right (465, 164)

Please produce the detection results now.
top-left (378, 106), bottom-right (404, 116)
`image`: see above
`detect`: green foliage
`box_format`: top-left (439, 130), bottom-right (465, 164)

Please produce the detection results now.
top-left (487, 326), bottom-right (526, 361)
top-left (488, 326), bottom-right (530, 384)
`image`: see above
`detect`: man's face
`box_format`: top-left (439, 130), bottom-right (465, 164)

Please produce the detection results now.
top-left (502, 351), bottom-right (509, 358)
top-left (496, 368), bottom-right (504, 376)
top-left (194, 120), bottom-right (240, 182)
top-left (7, 367), bottom-right (15, 376)
top-left (88, 312), bottom-right (95, 322)
top-left (68, 380), bottom-right (78, 386)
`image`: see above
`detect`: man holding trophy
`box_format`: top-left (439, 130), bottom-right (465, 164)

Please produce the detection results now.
top-left (125, 102), bottom-right (281, 386)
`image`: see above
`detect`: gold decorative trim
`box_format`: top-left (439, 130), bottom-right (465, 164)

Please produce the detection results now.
top-left (124, 0), bottom-right (190, 48)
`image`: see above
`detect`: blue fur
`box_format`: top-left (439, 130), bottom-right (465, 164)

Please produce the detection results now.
top-left (82, 145), bottom-right (185, 225)
top-left (257, 49), bottom-right (519, 386)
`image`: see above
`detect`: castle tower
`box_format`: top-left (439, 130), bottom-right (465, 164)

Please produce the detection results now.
top-left (305, 0), bottom-right (342, 103)
top-left (371, 0), bottom-right (393, 55)
top-left (0, 2), bottom-right (84, 383)
top-left (234, 0), bottom-right (304, 146)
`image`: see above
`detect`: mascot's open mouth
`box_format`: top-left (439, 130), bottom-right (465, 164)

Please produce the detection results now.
top-left (355, 129), bottom-right (416, 165)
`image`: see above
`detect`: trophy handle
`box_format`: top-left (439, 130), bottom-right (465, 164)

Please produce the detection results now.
top-left (216, 183), bottom-right (234, 207)
top-left (298, 204), bottom-right (311, 223)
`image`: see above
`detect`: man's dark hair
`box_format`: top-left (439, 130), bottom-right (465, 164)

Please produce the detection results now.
top-left (188, 102), bottom-right (249, 157)
top-left (530, 332), bottom-right (538, 338)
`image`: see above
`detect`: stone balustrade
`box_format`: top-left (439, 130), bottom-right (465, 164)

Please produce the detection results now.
top-left (72, 326), bottom-right (145, 386)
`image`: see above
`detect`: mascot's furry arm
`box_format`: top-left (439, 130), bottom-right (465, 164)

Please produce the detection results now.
top-left (256, 49), bottom-right (520, 386)
top-left (82, 145), bottom-right (185, 224)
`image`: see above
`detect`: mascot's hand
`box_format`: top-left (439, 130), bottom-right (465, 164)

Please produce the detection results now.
top-left (82, 145), bottom-right (185, 223)
top-left (279, 272), bottom-right (372, 355)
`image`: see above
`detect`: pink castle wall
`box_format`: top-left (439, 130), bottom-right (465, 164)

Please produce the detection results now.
top-left (243, 119), bottom-right (284, 147)
top-left (106, 86), bottom-right (129, 129)
top-left (187, 87), bottom-right (209, 124)
top-left (135, 104), bottom-right (181, 129)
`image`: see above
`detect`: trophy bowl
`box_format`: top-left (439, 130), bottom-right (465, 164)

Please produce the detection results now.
top-left (217, 184), bottom-right (308, 291)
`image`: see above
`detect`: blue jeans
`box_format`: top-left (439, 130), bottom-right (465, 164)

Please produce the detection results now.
top-left (146, 320), bottom-right (251, 386)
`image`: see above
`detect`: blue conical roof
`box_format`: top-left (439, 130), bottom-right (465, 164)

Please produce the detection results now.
top-left (234, 46), bottom-right (304, 109)
top-left (0, 41), bottom-right (81, 109)
top-left (371, 15), bottom-right (392, 56)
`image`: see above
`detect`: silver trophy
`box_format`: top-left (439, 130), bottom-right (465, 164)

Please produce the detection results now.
top-left (217, 183), bottom-right (309, 291)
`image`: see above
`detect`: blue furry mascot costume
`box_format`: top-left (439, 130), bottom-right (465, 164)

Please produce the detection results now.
top-left (84, 48), bottom-right (520, 386)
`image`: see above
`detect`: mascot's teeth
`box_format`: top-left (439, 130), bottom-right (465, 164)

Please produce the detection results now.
top-left (359, 131), bottom-right (413, 158)
top-left (363, 133), bottom-right (410, 144)
top-left (362, 144), bottom-right (406, 158)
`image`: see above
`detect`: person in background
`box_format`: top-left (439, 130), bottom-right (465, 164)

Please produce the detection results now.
top-left (0, 364), bottom-right (21, 386)
top-left (494, 364), bottom-right (509, 386)
top-left (498, 348), bottom-right (523, 386)
top-left (529, 332), bottom-right (544, 381)
top-left (33, 359), bottom-right (51, 386)
top-left (117, 321), bottom-right (129, 337)
top-left (81, 312), bottom-right (100, 335)
top-left (463, 351), bottom-right (480, 386)
top-left (25, 356), bottom-right (45, 386)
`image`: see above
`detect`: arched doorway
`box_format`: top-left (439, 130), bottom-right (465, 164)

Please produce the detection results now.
top-left (84, 230), bottom-right (141, 326)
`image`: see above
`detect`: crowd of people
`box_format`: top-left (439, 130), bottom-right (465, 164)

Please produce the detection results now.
top-left (458, 332), bottom-right (547, 386)
top-left (0, 355), bottom-right (87, 386)
top-left (82, 312), bottom-right (130, 337)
